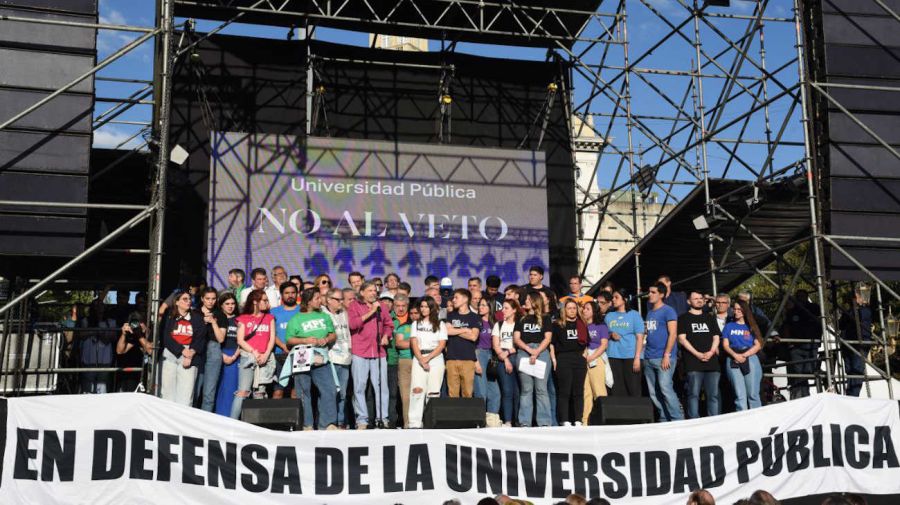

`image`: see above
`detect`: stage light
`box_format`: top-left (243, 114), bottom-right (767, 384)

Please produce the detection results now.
top-left (692, 215), bottom-right (710, 231)
top-left (547, 82), bottom-right (558, 92)
top-left (856, 282), bottom-right (872, 305)
top-left (441, 94), bottom-right (452, 105)
top-left (316, 85), bottom-right (326, 94)
top-left (170, 144), bottom-right (189, 166)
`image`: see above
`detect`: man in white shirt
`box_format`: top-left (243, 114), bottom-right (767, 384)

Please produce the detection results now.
top-left (239, 268), bottom-right (269, 306)
top-left (265, 265), bottom-right (287, 308)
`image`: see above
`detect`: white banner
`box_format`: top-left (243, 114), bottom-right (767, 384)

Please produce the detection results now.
top-left (0, 393), bottom-right (898, 504)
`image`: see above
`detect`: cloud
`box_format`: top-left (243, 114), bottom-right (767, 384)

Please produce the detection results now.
top-left (99, 8), bottom-right (128, 26)
top-left (93, 127), bottom-right (148, 150)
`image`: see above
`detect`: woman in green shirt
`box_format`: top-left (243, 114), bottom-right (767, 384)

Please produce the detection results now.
top-left (286, 288), bottom-right (338, 430)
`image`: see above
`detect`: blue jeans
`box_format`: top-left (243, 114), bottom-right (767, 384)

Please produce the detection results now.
top-left (351, 355), bottom-right (388, 426)
top-left (788, 346), bottom-right (817, 399)
top-left (473, 348), bottom-right (501, 414)
top-left (686, 371), bottom-right (720, 418)
top-left (498, 352), bottom-right (519, 423)
top-left (201, 340), bottom-right (222, 412)
top-left (643, 357), bottom-right (683, 421)
top-left (842, 346), bottom-right (869, 397)
top-left (294, 364), bottom-right (338, 429)
top-left (334, 363), bottom-right (351, 425)
top-left (517, 344), bottom-right (552, 427)
top-left (726, 354), bottom-right (762, 411)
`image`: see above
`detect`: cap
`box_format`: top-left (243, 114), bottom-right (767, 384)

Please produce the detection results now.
top-left (378, 291), bottom-right (394, 301)
top-left (440, 277), bottom-right (453, 288)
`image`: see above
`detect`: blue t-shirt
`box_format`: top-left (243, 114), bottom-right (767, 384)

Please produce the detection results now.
top-left (269, 304), bottom-right (301, 355)
top-left (645, 304), bottom-right (678, 359)
top-left (722, 321), bottom-right (755, 350)
top-left (604, 310), bottom-right (645, 359)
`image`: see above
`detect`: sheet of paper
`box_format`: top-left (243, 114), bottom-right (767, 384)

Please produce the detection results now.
top-left (292, 345), bottom-right (312, 374)
top-left (518, 356), bottom-right (547, 379)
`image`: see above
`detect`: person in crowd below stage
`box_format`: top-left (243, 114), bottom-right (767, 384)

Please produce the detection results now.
top-left (678, 291), bottom-right (722, 418)
top-left (723, 300), bottom-right (764, 411)
top-left (469, 276), bottom-right (483, 297)
top-left (115, 303), bottom-right (152, 393)
top-left (408, 297), bottom-right (448, 428)
top-left (643, 282), bottom-right (682, 421)
top-left (492, 299), bottom-right (520, 427)
top-left (657, 274), bottom-right (688, 316)
top-left (269, 282), bottom-right (299, 399)
top-left (231, 290), bottom-right (276, 419)
top-left (198, 287), bottom-right (226, 412)
top-left (227, 268), bottom-right (247, 301)
top-left (714, 293), bottom-right (732, 332)
top-left (384, 272), bottom-right (401, 296)
top-left (474, 296), bottom-right (501, 426)
top-left (348, 271), bottom-right (364, 293)
top-left (486, 275), bottom-right (502, 311)
top-left (552, 299), bottom-right (588, 426)
top-left (314, 274), bottom-right (333, 297)
top-left (445, 289), bottom-right (481, 398)
top-left (581, 298), bottom-right (609, 424)
top-left (160, 289), bottom-right (208, 406)
top-left (424, 275), bottom-right (440, 291)
top-left (347, 281), bottom-right (394, 429)
top-left (286, 288), bottom-right (338, 431)
top-left (266, 266), bottom-right (286, 308)
top-left (240, 268), bottom-right (268, 305)
top-left (782, 289), bottom-right (821, 399)
top-left (839, 289), bottom-right (873, 397)
top-left (289, 275), bottom-right (303, 291)
top-left (397, 282), bottom-right (412, 298)
top-left (604, 289), bottom-right (645, 397)
top-left (158, 278), bottom-right (202, 316)
top-left (324, 287), bottom-right (353, 428)
top-left (560, 275), bottom-right (593, 306)
top-left (514, 292), bottom-right (554, 427)
top-left (214, 292), bottom-right (240, 417)
top-left (598, 280), bottom-right (616, 294)
top-left (748, 489), bottom-right (780, 505)
top-left (389, 294), bottom-right (414, 428)
top-left (686, 489), bottom-right (716, 505)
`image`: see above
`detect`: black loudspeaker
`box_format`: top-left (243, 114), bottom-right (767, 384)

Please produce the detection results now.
top-left (423, 398), bottom-right (486, 429)
top-left (240, 399), bottom-right (302, 431)
top-left (588, 397), bottom-right (654, 425)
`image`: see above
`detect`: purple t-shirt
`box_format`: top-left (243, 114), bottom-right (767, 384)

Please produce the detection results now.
top-left (477, 319), bottom-right (493, 350)
top-left (587, 323), bottom-right (609, 350)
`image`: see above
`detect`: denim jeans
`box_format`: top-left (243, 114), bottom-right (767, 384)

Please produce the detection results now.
top-left (473, 348), bottom-right (501, 414)
top-left (295, 364), bottom-right (338, 429)
top-left (788, 346), bottom-right (817, 399)
top-left (726, 355), bottom-right (762, 411)
top-left (201, 340), bottom-right (222, 412)
top-left (686, 370), bottom-right (720, 418)
top-left (387, 364), bottom-right (400, 425)
top-left (497, 353), bottom-right (519, 423)
top-left (842, 346), bottom-right (869, 397)
top-left (351, 355), bottom-right (388, 426)
top-left (334, 364), bottom-right (351, 425)
top-left (229, 355), bottom-right (256, 419)
top-left (517, 344), bottom-right (552, 427)
top-left (643, 357), bottom-right (684, 421)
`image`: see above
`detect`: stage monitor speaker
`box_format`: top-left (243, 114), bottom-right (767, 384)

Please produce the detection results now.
top-left (423, 398), bottom-right (486, 429)
top-left (240, 399), bottom-right (302, 431)
top-left (588, 397), bottom-right (654, 425)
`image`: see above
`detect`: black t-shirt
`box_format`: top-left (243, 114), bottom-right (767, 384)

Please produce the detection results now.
top-left (445, 310), bottom-right (481, 361)
top-left (221, 316), bottom-right (239, 352)
top-left (515, 314), bottom-right (552, 345)
top-left (677, 312), bottom-right (721, 372)
top-left (552, 320), bottom-right (585, 354)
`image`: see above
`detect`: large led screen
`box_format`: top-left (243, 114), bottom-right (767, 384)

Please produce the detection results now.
top-left (207, 133), bottom-right (549, 290)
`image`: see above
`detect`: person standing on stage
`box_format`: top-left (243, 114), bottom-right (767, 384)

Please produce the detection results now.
top-left (580, 298), bottom-right (609, 424)
top-left (347, 281), bottom-right (394, 429)
top-left (408, 297), bottom-right (448, 428)
top-left (388, 293), bottom-right (414, 428)
top-left (722, 300), bottom-right (764, 411)
top-left (552, 299), bottom-right (589, 426)
top-left (159, 289), bottom-right (208, 406)
top-left (445, 289), bottom-right (481, 398)
top-left (678, 291), bottom-right (722, 418)
top-left (492, 299), bottom-right (520, 427)
top-left (474, 296), bottom-right (501, 427)
top-left (286, 288), bottom-right (338, 431)
top-left (269, 282), bottom-right (298, 399)
top-left (231, 290), bottom-right (276, 418)
top-left (323, 287), bottom-right (353, 427)
top-left (643, 282), bottom-right (683, 422)
top-left (604, 289), bottom-right (645, 397)
top-left (514, 292), bottom-right (554, 427)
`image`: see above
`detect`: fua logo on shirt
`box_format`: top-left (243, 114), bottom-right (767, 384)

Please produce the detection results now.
top-left (523, 323), bottom-right (541, 332)
top-left (566, 329), bottom-right (578, 340)
top-left (301, 319), bottom-right (327, 332)
top-left (691, 322), bottom-right (710, 333)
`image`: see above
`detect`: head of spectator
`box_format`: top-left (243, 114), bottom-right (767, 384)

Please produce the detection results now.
top-left (425, 287), bottom-right (441, 306)
top-left (424, 275), bottom-right (440, 290)
top-left (280, 282), bottom-right (298, 309)
top-left (477, 498), bottom-right (500, 505)
top-left (567, 276), bottom-right (584, 297)
top-left (249, 268), bottom-right (268, 290)
top-left (379, 290), bottom-right (394, 312)
top-left (539, 289), bottom-right (556, 315)
top-left (748, 490), bottom-right (780, 505)
top-left (734, 299), bottom-right (763, 345)
top-left (167, 289), bottom-right (193, 319)
top-left (271, 265), bottom-right (287, 289)
top-left (468, 276), bottom-right (483, 295)
top-left (647, 281), bottom-right (667, 310)
top-left (611, 289), bottom-right (630, 313)
top-left (486, 275), bottom-right (502, 297)
top-left (348, 271), bottom-right (364, 292)
top-left (241, 288), bottom-right (270, 315)
top-left (451, 288), bottom-right (472, 313)
top-left (409, 302), bottom-right (421, 322)
top-left (470, 290), bottom-right (483, 312)
top-left (738, 289), bottom-right (753, 306)
top-left (595, 291), bottom-right (612, 316)
top-left (218, 292), bottom-right (237, 317)
top-left (397, 281), bottom-right (412, 297)
top-left (688, 290), bottom-right (706, 312)
top-left (393, 293), bottom-right (409, 318)
top-left (715, 293), bottom-right (731, 316)
top-left (228, 268), bottom-right (246, 289)
top-left (477, 296), bottom-right (495, 326)
top-left (302, 281), bottom-right (315, 291)
top-left (289, 275), bottom-right (303, 290)
top-left (581, 299), bottom-right (602, 325)
top-left (341, 288), bottom-right (356, 311)
top-left (504, 284), bottom-right (521, 302)
top-left (566, 494), bottom-right (587, 505)
top-left (299, 287), bottom-right (322, 312)
top-left (525, 291), bottom-right (545, 317)
top-left (419, 296), bottom-right (441, 329)
top-left (842, 494), bottom-right (867, 505)
top-left (598, 280), bottom-right (616, 294)
top-left (686, 488), bottom-right (716, 505)
top-left (314, 274), bottom-right (332, 296)
top-left (358, 281), bottom-right (379, 304)
top-left (501, 298), bottom-right (521, 323)
top-left (325, 288), bottom-right (343, 314)
top-left (385, 273), bottom-right (400, 293)
top-left (372, 277), bottom-right (384, 293)
top-left (200, 287), bottom-right (218, 313)
top-left (528, 265), bottom-right (545, 289)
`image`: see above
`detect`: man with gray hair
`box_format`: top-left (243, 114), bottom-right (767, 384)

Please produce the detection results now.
top-left (713, 293), bottom-right (732, 332)
top-left (389, 293), bottom-right (414, 427)
top-left (324, 287), bottom-right (353, 428)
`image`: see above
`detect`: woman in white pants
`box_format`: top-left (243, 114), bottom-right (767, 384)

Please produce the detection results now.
top-left (407, 297), bottom-right (447, 428)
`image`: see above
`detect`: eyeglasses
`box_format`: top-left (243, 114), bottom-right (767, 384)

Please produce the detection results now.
top-left (330, 297), bottom-right (342, 302)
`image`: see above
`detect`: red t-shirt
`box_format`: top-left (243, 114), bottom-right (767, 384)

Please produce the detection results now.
top-left (237, 313), bottom-right (275, 353)
top-left (170, 318), bottom-right (193, 346)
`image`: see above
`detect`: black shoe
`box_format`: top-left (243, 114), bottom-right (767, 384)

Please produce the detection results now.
top-left (375, 420), bottom-right (385, 429)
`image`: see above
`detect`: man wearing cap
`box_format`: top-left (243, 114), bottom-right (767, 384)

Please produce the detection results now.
top-left (439, 277), bottom-right (454, 320)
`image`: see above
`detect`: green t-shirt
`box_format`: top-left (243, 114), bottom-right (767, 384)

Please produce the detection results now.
top-left (285, 310), bottom-right (335, 344)
top-left (388, 314), bottom-right (413, 365)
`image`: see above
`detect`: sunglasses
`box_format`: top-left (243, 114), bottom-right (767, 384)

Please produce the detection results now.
top-left (320, 280), bottom-right (331, 285)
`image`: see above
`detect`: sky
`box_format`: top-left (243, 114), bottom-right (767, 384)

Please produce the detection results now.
top-left (93, 0), bottom-right (805, 200)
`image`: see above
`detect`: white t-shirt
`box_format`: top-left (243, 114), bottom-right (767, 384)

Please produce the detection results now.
top-left (492, 321), bottom-right (516, 350)
top-left (411, 320), bottom-right (447, 351)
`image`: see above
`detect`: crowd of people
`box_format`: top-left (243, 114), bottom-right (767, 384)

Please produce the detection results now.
top-left (63, 264), bottom-right (876, 429)
top-left (453, 488), bottom-right (867, 505)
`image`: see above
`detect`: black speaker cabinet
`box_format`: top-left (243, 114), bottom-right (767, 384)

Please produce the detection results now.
top-left (423, 398), bottom-right (486, 429)
top-left (240, 398), bottom-right (302, 431)
top-left (589, 396), bottom-right (654, 425)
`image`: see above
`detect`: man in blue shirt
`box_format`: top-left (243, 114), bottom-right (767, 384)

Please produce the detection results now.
top-left (658, 275), bottom-right (688, 316)
top-left (644, 282), bottom-right (683, 421)
top-left (269, 282), bottom-right (298, 399)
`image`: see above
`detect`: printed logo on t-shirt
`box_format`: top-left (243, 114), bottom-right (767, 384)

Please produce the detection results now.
top-left (607, 317), bottom-right (629, 330)
top-left (646, 320), bottom-right (658, 331)
top-left (566, 329), bottom-right (578, 340)
top-left (523, 323), bottom-right (541, 332)
top-left (691, 322), bottom-right (711, 333)
top-left (301, 319), bottom-right (328, 333)
top-left (729, 328), bottom-right (750, 338)
top-left (172, 319), bottom-right (193, 345)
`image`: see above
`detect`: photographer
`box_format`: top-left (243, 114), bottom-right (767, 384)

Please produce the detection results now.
top-left (115, 307), bottom-right (152, 392)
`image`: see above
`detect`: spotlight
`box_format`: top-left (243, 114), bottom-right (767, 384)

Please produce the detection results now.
top-left (441, 94), bottom-right (452, 105)
top-left (170, 144), bottom-right (189, 166)
top-left (692, 215), bottom-right (710, 231)
top-left (547, 82), bottom-right (558, 92)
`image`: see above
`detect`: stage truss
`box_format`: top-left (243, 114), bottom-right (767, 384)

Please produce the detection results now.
top-left (0, 0), bottom-right (896, 399)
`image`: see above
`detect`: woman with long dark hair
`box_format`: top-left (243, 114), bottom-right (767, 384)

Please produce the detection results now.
top-left (722, 299), bottom-right (763, 410)
top-left (231, 289), bottom-right (276, 419)
top-left (214, 292), bottom-right (240, 416)
top-left (513, 292), bottom-right (553, 426)
top-left (473, 296), bottom-right (501, 427)
top-left (287, 287), bottom-right (338, 430)
top-left (492, 299), bottom-right (520, 427)
top-left (604, 289), bottom-right (645, 397)
top-left (552, 299), bottom-right (589, 426)
top-left (159, 289), bottom-right (208, 405)
top-left (580, 299), bottom-right (609, 424)
top-left (407, 296), bottom-right (448, 428)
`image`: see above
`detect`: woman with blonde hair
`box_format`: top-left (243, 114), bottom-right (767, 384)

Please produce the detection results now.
top-left (513, 292), bottom-right (553, 426)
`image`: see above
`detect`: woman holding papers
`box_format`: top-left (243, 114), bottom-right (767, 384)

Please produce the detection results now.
top-left (492, 298), bottom-right (521, 427)
top-left (513, 292), bottom-right (553, 427)
top-left (408, 297), bottom-right (448, 428)
top-left (551, 299), bottom-right (589, 426)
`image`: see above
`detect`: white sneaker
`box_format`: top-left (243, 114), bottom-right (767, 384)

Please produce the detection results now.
top-left (563, 421), bottom-right (572, 427)
top-left (502, 422), bottom-right (512, 427)
top-left (575, 421), bottom-right (583, 427)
